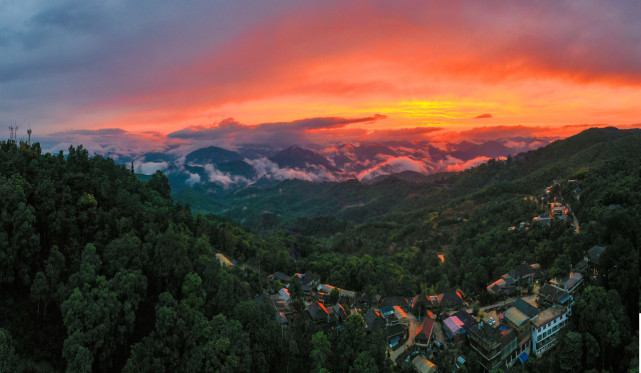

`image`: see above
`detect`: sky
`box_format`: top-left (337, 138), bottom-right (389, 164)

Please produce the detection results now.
top-left (2, 0), bottom-right (641, 152)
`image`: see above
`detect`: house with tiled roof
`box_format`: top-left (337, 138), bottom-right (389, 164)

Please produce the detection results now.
top-left (357, 293), bottom-right (382, 309)
top-left (442, 315), bottom-right (466, 342)
top-left (537, 284), bottom-right (573, 309)
top-left (269, 271), bottom-right (290, 284)
top-left (453, 310), bottom-right (477, 329)
top-left (554, 272), bottom-right (583, 294)
top-left (414, 317), bottom-right (435, 347)
top-left (380, 296), bottom-right (410, 311)
top-left (308, 301), bottom-right (335, 324)
top-left (333, 303), bottom-right (348, 322)
top-left (437, 290), bottom-right (465, 309)
top-left (393, 305), bottom-right (407, 324)
top-left (364, 309), bottom-right (386, 333)
top-left (585, 245), bottom-right (606, 274)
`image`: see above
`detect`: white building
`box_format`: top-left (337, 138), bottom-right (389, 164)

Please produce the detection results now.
top-left (530, 305), bottom-right (570, 356)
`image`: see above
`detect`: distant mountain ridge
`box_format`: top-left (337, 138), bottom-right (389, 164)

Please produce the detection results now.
top-left (129, 135), bottom-right (552, 190)
top-left (170, 127), bottom-right (641, 229)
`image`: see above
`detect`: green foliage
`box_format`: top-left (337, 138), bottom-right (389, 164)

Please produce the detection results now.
top-left (0, 328), bottom-right (18, 372)
top-left (0, 141), bottom-right (300, 371)
top-left (558, 331), bottom-right (582, 371)
top-left (1, 129), bottom-right (639, 372)
top-left (328, 287), bottom-right (340, 305)
top-left (311, 331), bottom-right (332, 373)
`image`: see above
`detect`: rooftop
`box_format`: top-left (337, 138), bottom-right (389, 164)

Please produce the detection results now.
top-left (394, 305), bottom-right (407, 319)
top-left (438, 291), bottom-right (464, 308)
top-left (453, 310), bottom-right (477, 327)
top-left (415, 318), bottom-right (434, 341)
top-left (538, 284), bottom-right (572, 306)
top-left (531, 306), bottom-right (567, 328)
top-left (504, 307), bottom-right (530, 327)
top-left (511, 298), bottom-right (539, 318)
top-left (469, 322), bottom-right (503, 344)
top-left (443, 316), bottom-right (464, 335)
top-left (563, 273), bottom-right (583, 290)
top-left (412, 356), bottom-right (437, 373)
top-left (587, 245), bottom-right (606, 263)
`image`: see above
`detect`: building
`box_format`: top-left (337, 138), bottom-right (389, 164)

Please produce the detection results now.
top-left (269, 271), bottom-right (290, 284)
top-left (441, 310), bottom-right (477, 345)
top-left (380, 296), bottom-right (410, 311)
top-left (585, 245), bottom-right (606, 274)
top-left (386, 324), bottom-right (407, 349)
top-left (380, 306), bottom-right (405, 326)
top-left (338, 288), bottom-right (356, 304)
top-left (574, 258), bottom-right (588, 273)
top-left (503, 307), bottom-right (531, 336)
top-left (469, 322), bottom-right (518, 371)
top-left (364, 309), bottom-right (386, 333)
top-left (530, 305), bottom-right (570, 356)
top-left (394, 305), bottom-right (407, 324)
top-left (511, 298), bottom-right (539, 319)
top-left (508, 263), bottom-right (537, 285)
top-left (550, 202), bottom-right (565, 218)
top-left (487, 264), bottom-right (541, 295)
top-left (266, 293), bottom-right (294, 315)
top-left (357, 293), bottom-right (382, 310)
top-left (436, 289), bottom-right (465, 309)
top-left (278, 287), bottom-right (291, 301)
top-left (558, 272), bottom-right (583, 294)
top-left (414, 317), bottom-right (435, 347)
top-left (506, 299), bottom-right (539, 358)
top-left (453, 310), bottom-right (478, 329)
top-left (537, 284), bottom-right (573, 310)
top-left (333, 303), bottom-right (348, 322)
top-left (308, 301), bottom-right (335, 324)
top-left (411, 355), bottom-right (437, 373)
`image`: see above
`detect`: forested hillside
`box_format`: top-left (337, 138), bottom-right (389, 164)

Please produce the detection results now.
top-left (174, 127), bottom-right (641, 230)
top-left (0, 127), bottom-right (639, 372)
top-left (0, 141), bottom-right (329, 372)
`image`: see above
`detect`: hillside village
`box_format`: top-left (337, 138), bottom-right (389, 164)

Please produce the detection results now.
top-left (217, 180), bottom-right (610, 372)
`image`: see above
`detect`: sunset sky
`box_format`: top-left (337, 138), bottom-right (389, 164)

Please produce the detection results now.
top-left (2, 1), bottom-right (640, 148)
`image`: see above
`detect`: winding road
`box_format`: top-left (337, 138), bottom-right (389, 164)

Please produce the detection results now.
top-left (390, 313), bottom-right (419, 362)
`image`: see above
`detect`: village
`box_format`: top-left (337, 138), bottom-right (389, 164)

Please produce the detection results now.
top-left (216, 180), bottom-right (608, 373)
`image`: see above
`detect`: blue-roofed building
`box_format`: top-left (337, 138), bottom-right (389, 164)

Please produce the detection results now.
top-left (511, 298), bottom-right (539, 318)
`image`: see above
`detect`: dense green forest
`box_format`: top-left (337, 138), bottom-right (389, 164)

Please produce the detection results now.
top-left (0, 127), bottom-right (639, 372)
top-left (0, 141), bottom-right (346, 372)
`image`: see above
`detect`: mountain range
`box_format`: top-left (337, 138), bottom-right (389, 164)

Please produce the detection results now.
top-left (169, 127), bottom-right (641, 231)
top-left (128, 136), bottom-right (549, 192)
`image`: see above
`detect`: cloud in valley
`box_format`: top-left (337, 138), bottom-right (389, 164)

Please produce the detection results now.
top-left (357, 156), bottom-right (429, 181)
top-left (444, 156), bottom-right (494, 172)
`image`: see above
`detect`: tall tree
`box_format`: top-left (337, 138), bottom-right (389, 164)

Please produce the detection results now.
top-left (558, 331), bottom-right (582, 372)
top-left (311, 331), bottom-right (332, 373)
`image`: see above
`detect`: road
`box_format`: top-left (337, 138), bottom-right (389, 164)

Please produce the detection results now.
top-left (571, 212), bottom-right (580, 233)
top-left (390, 313), bottom-right (418, 362)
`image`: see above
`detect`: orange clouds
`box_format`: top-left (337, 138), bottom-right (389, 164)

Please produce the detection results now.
top-left (5, 2), bottom-right (641, 136)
